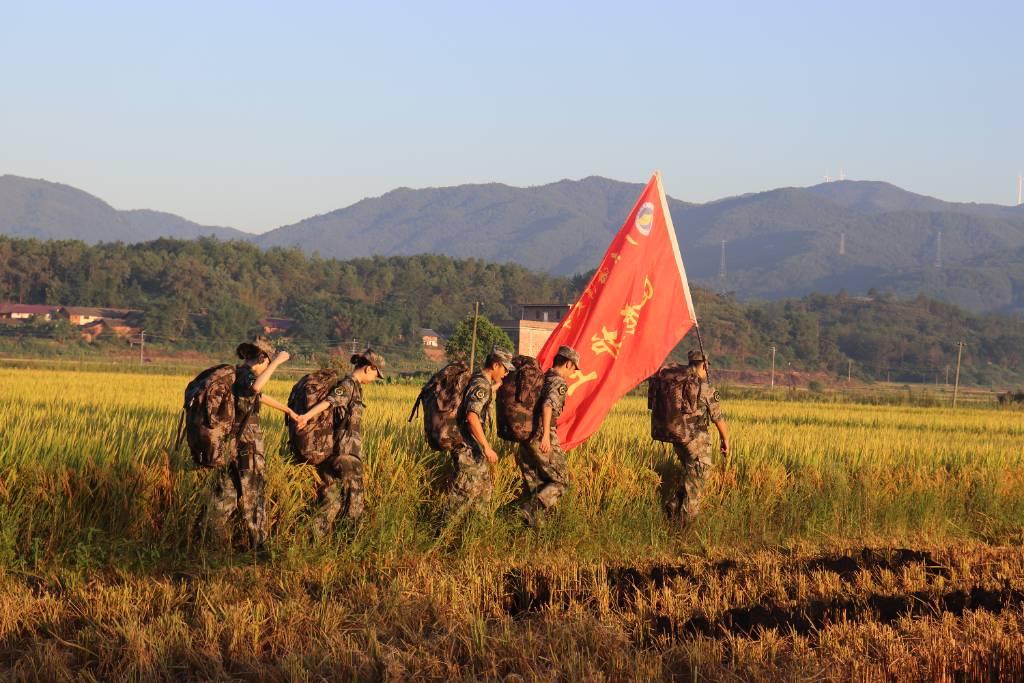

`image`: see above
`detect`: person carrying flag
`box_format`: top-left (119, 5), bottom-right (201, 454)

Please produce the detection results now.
top-left (530, 171), bottom-right (715, 526)
top-left (517, 345), bottom-right (579, 528)
top-left (663, 349), bottom-right (730, 526)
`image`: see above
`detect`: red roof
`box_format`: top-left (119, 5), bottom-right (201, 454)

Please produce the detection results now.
top-left (259, 317), bottom-right (295, 330)
top-left (0, 302), bottom-right (61, 315)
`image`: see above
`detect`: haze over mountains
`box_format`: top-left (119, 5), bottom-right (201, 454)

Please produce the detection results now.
top-left (0, 175), bottom-right (248, 243)
top-left (3, 173), bottom-right (1023, 314)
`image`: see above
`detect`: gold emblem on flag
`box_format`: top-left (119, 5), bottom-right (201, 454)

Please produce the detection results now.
top-left (634, 202), bottom-right (655, 236)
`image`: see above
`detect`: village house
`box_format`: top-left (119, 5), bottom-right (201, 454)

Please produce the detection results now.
top-left (76, 316), bottom-right (144, 341)
top-left (518, 303), bottom-right (571, 324)
top-left (103, 317), bottom-right (143, 338)
top-left (0, 303), bottom-right (62, 321)
top-left (79, 320), bottom-right (106, 343)
top-left (61, 306), bottom-right (143, 326)
top-left (259, 317), bottom-right (296, 337)
top-left (59, 307), bottom-right (145, 341)
top-left (420, 328), bottom-right (441, 347)
top-left (496, 303), bottom-right (570, 356)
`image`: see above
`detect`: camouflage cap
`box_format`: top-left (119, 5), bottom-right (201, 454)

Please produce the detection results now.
top-left (555, 345), bottom-right (582, 370)
top-left (236, 335), bottom-right (275, 361)
top-left (490, 345), bottom-right (515, 371)
top-left (687, 349), bottom-right (706, 364)
top-left (355, 349), bottom-right (386, 378)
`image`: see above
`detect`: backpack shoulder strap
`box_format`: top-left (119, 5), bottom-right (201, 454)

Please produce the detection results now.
top-left (409, 385), bottom-right (427, 422)
top-left (173, 408), bottom-right (187, 452)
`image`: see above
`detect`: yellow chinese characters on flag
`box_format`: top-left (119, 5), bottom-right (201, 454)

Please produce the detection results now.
top-left (536, 172), bottom-right (697, 450)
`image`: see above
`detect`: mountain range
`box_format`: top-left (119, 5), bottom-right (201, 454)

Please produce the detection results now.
top-left (3, 173), bottom-right (1023, 314)
top-left (0, 175), bottom-right (248, 243)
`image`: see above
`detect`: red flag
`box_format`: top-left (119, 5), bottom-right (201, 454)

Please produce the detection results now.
top-left (537, 172), bottom-right (696, 450)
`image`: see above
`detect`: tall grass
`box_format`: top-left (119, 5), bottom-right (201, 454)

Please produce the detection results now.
top-left (2, 367), bottom-right (1024, 679)
top-left (1, 366), bottom-right (1021, 572)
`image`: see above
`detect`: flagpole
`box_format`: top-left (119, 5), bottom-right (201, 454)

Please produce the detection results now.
top-left (694, 321), bottom-right (711, 384)
top-left (655, 170), bottom-right (706, 379)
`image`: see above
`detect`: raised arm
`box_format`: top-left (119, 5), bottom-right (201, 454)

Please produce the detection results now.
top-left (253, 351), bottom-right (290, 393)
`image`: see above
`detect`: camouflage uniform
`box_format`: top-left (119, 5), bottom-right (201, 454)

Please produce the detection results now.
top-left (516, 369), bottom-right (570, 512)
top-left (314, 375), bottom-right (366, 533)
top-left (205, 364), bottom-right (268, 547)
top-left (448, 370), bottom-right (495, 509)
top-left (667, 377), bottom-right (724, 525)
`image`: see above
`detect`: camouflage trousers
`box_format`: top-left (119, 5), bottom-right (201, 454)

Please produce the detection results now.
top-left (447, 443), bottom-right (493, 512)
top-left (516, 436), bottom-right (569, 511)
top-left (314, 453), bottom-right (364, 534)
top-left (668, 432), bottom-right (713, 526)
top-left (204, 439), bottom-right (267, 548)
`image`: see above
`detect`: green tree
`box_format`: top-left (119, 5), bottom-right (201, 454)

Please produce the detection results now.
top-left (205, 294), bottom-right (261, 341)
top-left (445, 314), bottom-right (514, 367)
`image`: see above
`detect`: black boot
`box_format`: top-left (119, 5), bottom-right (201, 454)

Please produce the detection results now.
top-left (520, 499), bottom-right (541, 529)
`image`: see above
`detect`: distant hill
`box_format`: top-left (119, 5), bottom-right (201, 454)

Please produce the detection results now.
top-left (256, 177), bottom-right (1024, 312)
top-left (255, 176), bottom-right (691, 275)
top-left (4, 173), bottom-right (1024, 313)
top-left (671, 182), bottom-right (1024, 307)
top-left (0, 175), bottom-right (248, 243)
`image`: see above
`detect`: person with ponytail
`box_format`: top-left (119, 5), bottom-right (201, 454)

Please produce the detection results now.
top-left (295, 349), bottom-right (385, 534)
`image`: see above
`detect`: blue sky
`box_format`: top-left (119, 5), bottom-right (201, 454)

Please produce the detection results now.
top-left (2, 1), bottom-right (1021, 232)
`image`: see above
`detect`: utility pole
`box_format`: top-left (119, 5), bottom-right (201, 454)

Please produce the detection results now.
top-left (847, 359), bottom-right (852, 383)
top-left (468, 302), bottom-right (480, 370)
top-left (769, 345), bottom-right (776, 388)
top-left (139, 330), bottom-right (144, 365)
top-left (952, 341), bottom-right (964, 408)
top-left (945, 365), bottom-right (950, 386)
top-left (350, 338), bottom-right (359, 355)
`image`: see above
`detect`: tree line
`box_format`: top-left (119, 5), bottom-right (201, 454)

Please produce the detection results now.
top-left (1, 235), bottom-right (1022, 384)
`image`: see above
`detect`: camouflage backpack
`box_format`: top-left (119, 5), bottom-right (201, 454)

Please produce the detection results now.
top-left (181, 364), bottom-right (238, 468)
top-left (496, 355), bottom-right (543, 443)
top-left (286, 369), bottom-right (340, 465)
top-left (409, 361), bottom-right (471, 451)
top-left (647, 363), bottom-right (702, 444)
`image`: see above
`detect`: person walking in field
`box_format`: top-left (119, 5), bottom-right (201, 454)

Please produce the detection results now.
top-left (204, 336), bottom-right (295, 550)
top-left (652, 349), bottom-right (730, 527)
top-left (293, 350), bottom-right (385, 535)
top-left (447, 346), bottom-right (514, 512)
top-left (516, 345), bottom-right (579, 528)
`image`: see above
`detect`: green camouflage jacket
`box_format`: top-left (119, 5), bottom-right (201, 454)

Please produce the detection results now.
top-left (233, 364), bottom-right (261, 444)
top-left (457, 370), bottom-right (494, 453)
top-left (535, 369), bottom-right (569, 444)
top-left (326, 375), bottom-right (364, 458)
top-left (680, 380), bottom-right (724, 442)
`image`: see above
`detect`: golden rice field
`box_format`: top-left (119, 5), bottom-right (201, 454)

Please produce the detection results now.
top-left (1, 365), bottom-right (1023, 680)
